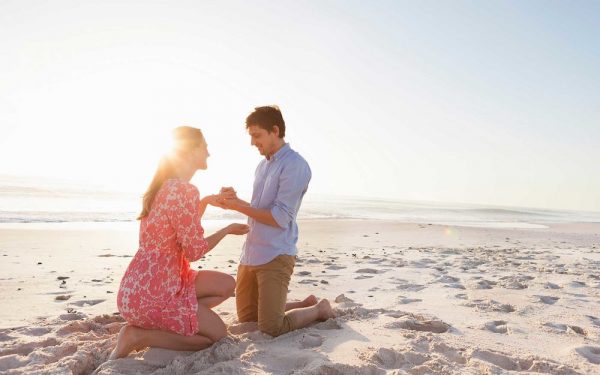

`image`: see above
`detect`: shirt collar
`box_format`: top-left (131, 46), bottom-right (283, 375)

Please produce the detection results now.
top-left (268, 143), bottom-right (291, 162)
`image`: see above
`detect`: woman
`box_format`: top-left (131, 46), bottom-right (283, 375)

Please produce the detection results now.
top-left (110, 126), bottom-right (249, 359)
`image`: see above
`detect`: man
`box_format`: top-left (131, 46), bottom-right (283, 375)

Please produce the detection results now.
top-left (220, 105), bottom-right (334, 337)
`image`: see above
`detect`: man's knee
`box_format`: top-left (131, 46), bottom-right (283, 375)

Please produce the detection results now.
top-left (258, 316), bottom-right (292, 337)
top-left (258, 320), bottom-right (283, 337)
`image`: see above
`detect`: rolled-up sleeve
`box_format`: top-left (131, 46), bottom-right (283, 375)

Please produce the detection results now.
top-left (271, 159), bottom-right (311, 228)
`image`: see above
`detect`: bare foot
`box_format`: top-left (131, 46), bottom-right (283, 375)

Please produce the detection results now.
top-left (316, 299), bottom-right (336, 321)
top-left (108, 325), bottom-right (144, 360)
top-left (302, 295), bottom-right (319, 307)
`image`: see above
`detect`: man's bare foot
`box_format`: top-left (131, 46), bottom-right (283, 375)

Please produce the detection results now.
top-left (316, 299), bottom-right (336, 321)
top-left (108, 325), bottom-right (144, 360)
top-left (302, 295), bottom-right (318, 307)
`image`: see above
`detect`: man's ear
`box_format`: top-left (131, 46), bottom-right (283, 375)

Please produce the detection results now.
top-left (271, 125), bottom-right (280, 137)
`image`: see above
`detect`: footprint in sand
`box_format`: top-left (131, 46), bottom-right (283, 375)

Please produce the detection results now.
top-left (356, 268), bottom-right (379, 274)
top-left (69, 299), bottom-right (106, 307)
top-left (389, 277), bottom-right (408, 284)
top-left (355, 275), bottom-right (374, 280)
top-left (385, 317), bottom-right (450, 333)
top-left (543, 323), bottom-right (587, 336)
top-left (470, 280), bottom-right (496, 289)
top-left (398, 298), bottom-right (422, 304)
top-left (501, 280), bottom-right (528, 290)
top-left (464, 299), bottom-right (515, 313)
top-left (544, 282), bottom-right (561, 289)
top-left (19, 327), bottom-right (52, 336)
top-left (535, 295), bottom-right (559, 305)
top-left (298, 279), bottom-right (319, 284)
top-left (59, 313), bottom-right (86, 321)
top-left (396, 284), bottom-right (426, 292)
top-left (359, 347), bottom-right (409, 368)
top-left (305, 258), bottom-right (321, 264)
top-left (300, 333), bottom-right (323, 348)
top-left (586, 315), bottom-right (600, 327)
top-left (326, 265), bottom-right (346, 270)
top-left (575, 346), bottom-right (600, 364)
top-left (0, 332), bottom-right (16, 342)
top-left (443, 283), bottom-right (466, 290)
top-left (470, 349), bottom-right (535, 371)
top-left (484, 320), bottom-right (509, 334)
top-left (433, 275), bottom-right (460, 284)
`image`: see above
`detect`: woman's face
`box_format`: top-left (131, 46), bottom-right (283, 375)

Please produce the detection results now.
top-left (191, 140), bottom-right (210, 170)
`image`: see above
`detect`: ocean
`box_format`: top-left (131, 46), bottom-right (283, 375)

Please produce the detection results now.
top-left (1, 175), bottom-right (599, 229)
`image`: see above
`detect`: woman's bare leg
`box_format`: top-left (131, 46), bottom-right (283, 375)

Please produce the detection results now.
top-left (109, 325), bottom-right (213, 359)
top-left (109, 304), bottom-right (227, 359)
top-left (195, 270), bottom-right (236, 308)
top-left (285, 294), bottom-right (318, 311)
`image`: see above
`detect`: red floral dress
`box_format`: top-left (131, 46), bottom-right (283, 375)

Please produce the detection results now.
top-left (117, 179), bottom-right (209, 336)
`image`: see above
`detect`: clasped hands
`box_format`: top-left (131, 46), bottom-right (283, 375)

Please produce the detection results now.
top-left (205, 187), bottom-right (241, 210)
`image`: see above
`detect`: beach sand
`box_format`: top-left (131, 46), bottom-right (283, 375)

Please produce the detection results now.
top-left (1, 220), bottom-right (600, 374)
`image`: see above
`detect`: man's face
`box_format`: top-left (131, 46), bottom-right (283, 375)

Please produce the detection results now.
top-left (247, 125), bottom-right (278, 157)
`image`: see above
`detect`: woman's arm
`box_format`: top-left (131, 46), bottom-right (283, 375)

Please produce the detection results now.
top-left (204, 223), bottom-right (249, 250)
top-left (199, 194), bottom-right (230, 217)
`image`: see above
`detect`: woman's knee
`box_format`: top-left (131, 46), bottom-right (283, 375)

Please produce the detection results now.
top-left (223, 275), bottom-right (235, 297)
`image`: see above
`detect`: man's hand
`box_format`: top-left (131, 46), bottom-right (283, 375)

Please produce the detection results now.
top-left (219, 187), bottom-right (238, 199)
top-left (217, 187), bottom-right (240, 209)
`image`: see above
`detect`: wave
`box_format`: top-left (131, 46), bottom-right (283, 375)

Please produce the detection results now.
top-left (1, 177), bottom-right (599, 227)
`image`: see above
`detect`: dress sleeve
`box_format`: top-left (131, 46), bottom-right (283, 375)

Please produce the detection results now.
top-left (166, 181), bottom-right (210, 262)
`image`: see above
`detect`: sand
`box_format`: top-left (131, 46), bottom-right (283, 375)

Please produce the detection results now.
top-left (1, 219), bottom-right (600, 374)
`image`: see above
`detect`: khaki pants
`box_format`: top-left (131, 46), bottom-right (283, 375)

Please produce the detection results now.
top-left (235, 255), bottom-right (295, 337)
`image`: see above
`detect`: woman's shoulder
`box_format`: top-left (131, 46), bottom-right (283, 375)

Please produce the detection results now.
top-left (162, 178), bottom-right (199, 198)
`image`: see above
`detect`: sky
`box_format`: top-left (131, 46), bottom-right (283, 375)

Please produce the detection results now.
top-left (1, 0), bottom-right (599, 211)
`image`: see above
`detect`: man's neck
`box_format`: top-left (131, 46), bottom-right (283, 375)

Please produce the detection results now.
top-left (267, 140), bottom-right (286, 160)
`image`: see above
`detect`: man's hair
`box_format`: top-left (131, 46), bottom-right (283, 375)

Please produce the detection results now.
top-left (245, 105), bottom-right (286, 138)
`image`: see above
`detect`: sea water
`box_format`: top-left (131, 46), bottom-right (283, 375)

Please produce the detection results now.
top-left (1, 175), bottom-right (599, 229)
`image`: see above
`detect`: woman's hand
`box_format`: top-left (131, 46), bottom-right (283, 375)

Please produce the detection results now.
top-left (227, 223), bottom-right (250, 235)
top-left (202, 194), bottom-right (227, 208)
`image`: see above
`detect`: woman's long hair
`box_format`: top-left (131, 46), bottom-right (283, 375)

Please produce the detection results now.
top-left (137, 126), bottom-right (205, 220)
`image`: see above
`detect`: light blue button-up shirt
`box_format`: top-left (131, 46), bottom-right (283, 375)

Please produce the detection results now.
top-left (240, 143), bottom-right (311, 266)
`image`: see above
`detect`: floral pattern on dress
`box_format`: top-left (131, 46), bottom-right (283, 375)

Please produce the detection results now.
top-left (116, 178), bottom-right (209, 336)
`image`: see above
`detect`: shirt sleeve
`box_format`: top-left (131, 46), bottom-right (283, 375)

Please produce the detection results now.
top-left (166, 181), bottom-right (209, 262)
top-left (271, 159), bottom-right (311, 228)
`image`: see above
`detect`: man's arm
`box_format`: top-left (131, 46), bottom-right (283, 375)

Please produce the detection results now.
top-left (224, 199), bottom-right (280, 227)
top-left (222, 159), bottom-right (311, 228)
top-left (219, 187), bottom-right (280, 227)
